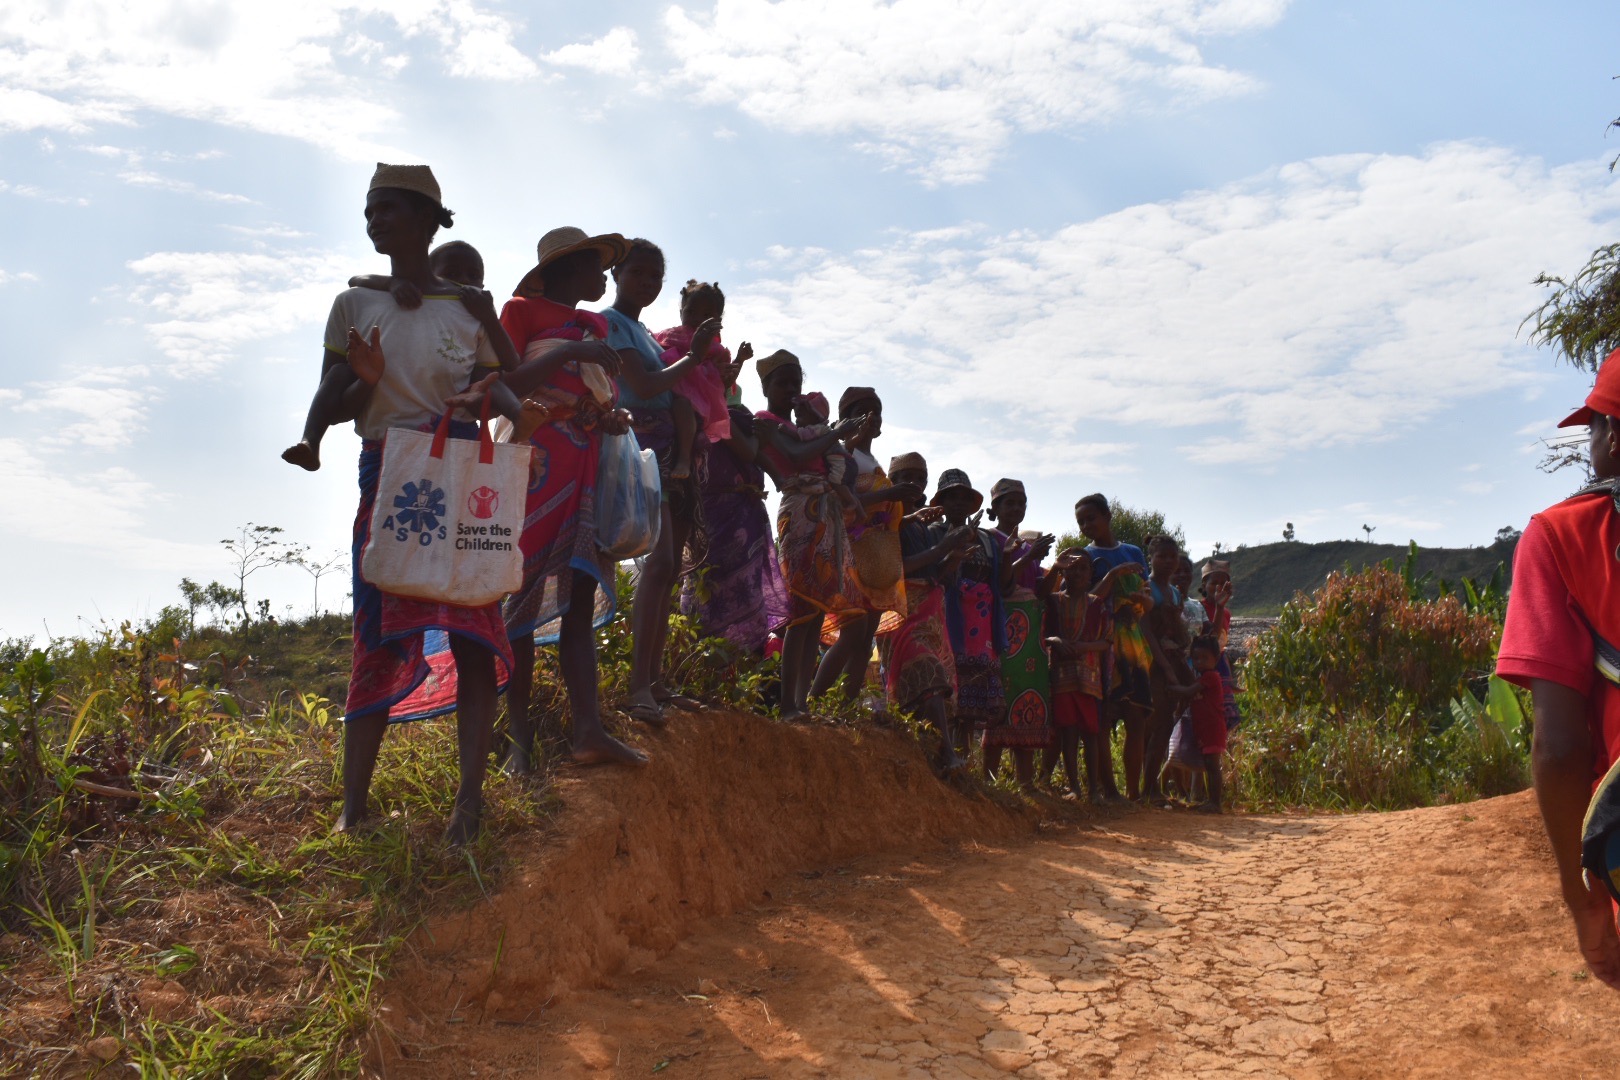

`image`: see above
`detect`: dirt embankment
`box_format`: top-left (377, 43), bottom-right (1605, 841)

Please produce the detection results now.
top-left (378, 713), bottom-right (1620, 1079)
top-left (385, 712), bottom-right (1030, 1021)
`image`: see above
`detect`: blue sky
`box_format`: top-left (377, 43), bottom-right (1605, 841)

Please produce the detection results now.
top-left (1, 0), bottom-right (1618, 637)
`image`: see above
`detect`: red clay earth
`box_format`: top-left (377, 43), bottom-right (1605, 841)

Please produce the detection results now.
top-left (375, 712), bottom-right (1616, 1078)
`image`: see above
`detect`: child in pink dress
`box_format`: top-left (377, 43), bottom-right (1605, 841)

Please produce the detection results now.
top-left (654, 280), bottom-right (751, 480)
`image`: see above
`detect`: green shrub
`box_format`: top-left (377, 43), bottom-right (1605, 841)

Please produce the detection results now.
top-left (1245, 565), bottom-right (1498, 728)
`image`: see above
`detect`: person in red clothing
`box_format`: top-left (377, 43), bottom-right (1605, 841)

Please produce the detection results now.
top-left (1497, 347), bottom-right (1620, 991)
top-left (1186, 636), bottom-right (1227, 814)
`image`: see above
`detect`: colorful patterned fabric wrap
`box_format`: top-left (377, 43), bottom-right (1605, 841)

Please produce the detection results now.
top-left (985, 594), bottom-right (1052, 750)
top-left (346, 430), bottom-right (513, 722)
top-left (827, 457), bottom-right (906, 640)
top-left (879, 579), bottom-right (958, 712)
top-left (774, 482), bottom-right (864, 626)
top-left (680, 407), bottom-right (789, 650)
top-left (501, 361), bottom-right (618, 646)
top-left (1049, 590), bottom-right (1107, 699)
top-left (951, 578), bottom-right (1004, 728)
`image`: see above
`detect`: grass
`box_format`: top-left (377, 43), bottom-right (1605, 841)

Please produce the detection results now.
top-left (0, 620), bottom-right (567, 1078)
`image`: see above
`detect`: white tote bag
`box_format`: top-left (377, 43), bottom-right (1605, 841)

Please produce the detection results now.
top-left (361, 403), bottom-right (528, 607)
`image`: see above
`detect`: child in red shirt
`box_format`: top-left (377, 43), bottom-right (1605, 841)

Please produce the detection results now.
top-left (1497, 347), bottom-right (1620, 991)
top-left (1187, 636), bottom-right (1227, 813)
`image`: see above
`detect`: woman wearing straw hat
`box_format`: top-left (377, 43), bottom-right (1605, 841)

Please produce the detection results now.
top-left (498, 226), bottom-right (702, 772)
top-left (601, 239), bottom-right (728, 725)
top-left (810, 386), bottom-right (922, 705)
top-left (325, 163), bottom-right (515, 844)
top-left (928, 469), bottom-right (1008, 762)
top-left (754, 350), bottom-right (869, 720)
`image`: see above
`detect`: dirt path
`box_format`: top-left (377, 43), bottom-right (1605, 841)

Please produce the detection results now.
top-left (383, 791), bottom-right (1616, 1078)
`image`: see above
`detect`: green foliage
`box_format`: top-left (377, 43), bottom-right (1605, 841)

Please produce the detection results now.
top-left (1233, 558), bottom-right (1526, 811)
top-left (1523, 241), bottom-right (1620, 373)
top-left (1246, 564), bottom-right (1498, 728)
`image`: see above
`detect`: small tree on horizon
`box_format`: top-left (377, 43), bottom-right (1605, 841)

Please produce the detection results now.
top-left (1362, 524), bottom-right (1377, 542)
top-left (221, 523), bottom-right (288, 623)
top-left (1282, 522), bottom-right (1296, 543)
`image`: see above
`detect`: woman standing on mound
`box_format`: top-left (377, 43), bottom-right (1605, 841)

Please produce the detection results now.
top-left (603, 241), bottom-right (725, 726)
top-left (325, 164), bottom-right (515, 845)
top-left (983, 478), bottom-right (1056, 789)
top-left (681, 397), bottom-right (791, 652)
top-left (811, 386), bottom-right (917, 704)
top-left (880, 452), bottom-right (976, 771)
top-left (929, 469), bottom-right (1008, 763)
top-left (497, 227), bottom-right (650, 772)
top-left (753, 350), bottom-right (868, 720)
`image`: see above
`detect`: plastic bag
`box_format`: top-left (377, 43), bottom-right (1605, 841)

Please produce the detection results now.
top-left (595, 430), bottom-right (662, 560)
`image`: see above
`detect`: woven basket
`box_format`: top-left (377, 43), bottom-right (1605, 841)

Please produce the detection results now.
top-left (853, 527), bottom-right (903, 592)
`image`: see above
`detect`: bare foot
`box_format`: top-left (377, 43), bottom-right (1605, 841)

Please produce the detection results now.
top-left (570, 730), bottom-right (649, 766)
top-left (1193, 801), bottom-right (1223, 815)
top-left (331, 806), bottom-right (368, 835)
top-left (512, 399), bottom-right (551, 443)
top-left (282, 441), bottom-right (321, 471)
top-left (502, 744), bottom-right (535, 777)
top-left (623, 694), bottom-right (668, 728)
top-left (670, 456), bottom-right (692, 481)
top-left (780, 707), bottom-right (810, 724)
top-left (444, 806), bottom-right (481, 846)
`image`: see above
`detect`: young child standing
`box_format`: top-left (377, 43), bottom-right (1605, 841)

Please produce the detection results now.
top-left (1187, 635), bottom-right (1228, 813)
top-left (1043, 549), bottom-right (1128, 802)
top-left (1498, 350), bottom-right (1620, 990)
top-left (654, 280), bottom-right (752, 480)
top-left (791, 391), bottom-right (865, 524)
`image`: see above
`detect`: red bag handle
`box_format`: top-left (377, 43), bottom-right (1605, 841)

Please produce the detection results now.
top-left (429, 408), bottom-right (454, 460)
top-left (478, 393), bottom-right (494, 465)
top-left (428, 390), bottom-right (497, 464)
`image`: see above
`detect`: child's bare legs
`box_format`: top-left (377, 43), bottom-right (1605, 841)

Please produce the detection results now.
top-left (1196, 753), bottom-right (1224, 813)
top-left (1057, 729), bottom-right (1082, 797)
top-left (1081, 730), bottom-right (1105, 803)
top-left (671, 394), bottom-right (696, 481)
top-left (1121, 703), bottom-right (1148, 800)
top-left (445, 634), bottom-right (496, 845)
top-left (1144, 692), bottom-right (1177, 803)
top-left (628, 504), bottom-right (679, 721)
top-left (283, 361), bottom-right (353, 471)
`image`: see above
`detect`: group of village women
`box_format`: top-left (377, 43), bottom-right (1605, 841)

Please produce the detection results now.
top-left (305, 166), bottom-right (1239, 843)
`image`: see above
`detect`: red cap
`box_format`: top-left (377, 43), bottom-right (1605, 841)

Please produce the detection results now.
top-left (1559, 347), bottom-right (1620, 428)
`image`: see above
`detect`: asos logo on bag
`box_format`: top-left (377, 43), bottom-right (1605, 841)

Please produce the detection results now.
top-left (382, 478), bottom-right (449, 546)
top-left (468, 486), bottom-right (499, 519)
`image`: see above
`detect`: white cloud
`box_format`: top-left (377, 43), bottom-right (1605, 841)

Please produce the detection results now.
top-left (119, 169), bottom-right (251, 203)
top-left (0, 269), bottom-right (39, 284)
top-left (541, 26), bottom-right (640, 77)
top-left (732, 142), bottom-right (1620, 466)
top-left (12, 368), bottom-right (153, 450)
top-left (663, 0), bottom-right (1290, 183)
top-left (127, 247), bottom-right (354, 375)
top-left (0, 1), bottom-right (537, 158)
top-left (0, 177), bottom-right (89, 204)
top-left (0, 436), bottom-right (214, 572)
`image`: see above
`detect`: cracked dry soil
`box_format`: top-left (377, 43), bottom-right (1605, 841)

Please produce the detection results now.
top-left (384, 791), bottom-right (1615, 1078)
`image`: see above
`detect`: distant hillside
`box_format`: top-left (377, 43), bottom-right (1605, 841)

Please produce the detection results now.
top-left (1199, 538), bottom-right (1518, 617)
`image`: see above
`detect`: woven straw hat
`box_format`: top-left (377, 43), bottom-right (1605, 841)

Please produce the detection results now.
top-left (889, 451), bottom-right (926, 476)
top-left (515, 227), bottom-right (630, 298)
top-left (368, 163), bottom-right (442, 207)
